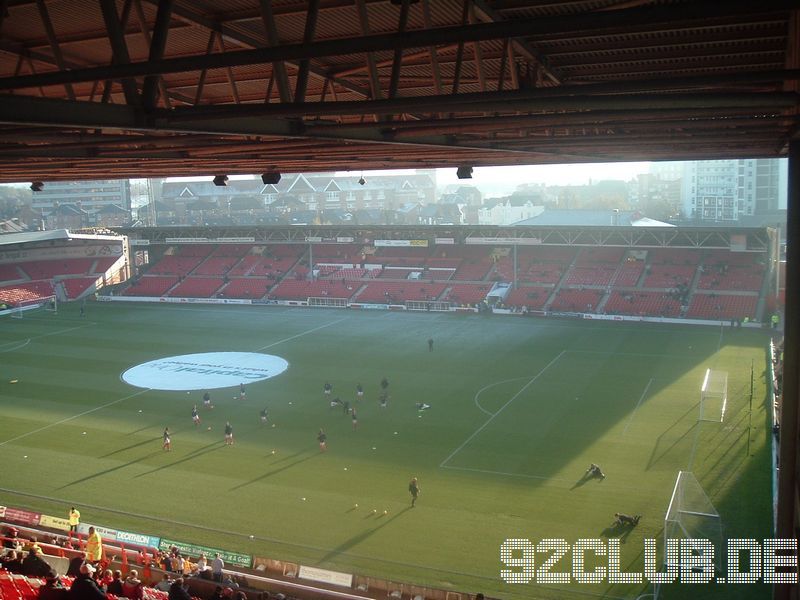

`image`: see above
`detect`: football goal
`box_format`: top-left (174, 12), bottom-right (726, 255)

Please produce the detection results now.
top-left (405, 300), bottom-right (450, 312)
top-left (664, 471), bottom-right (724, 573)
top-left (8, 295), bottom-right (57, 319)
top-left (307, 297), bottom-right (348, 308)
top-left (699, 369), bottom-right (728, 422)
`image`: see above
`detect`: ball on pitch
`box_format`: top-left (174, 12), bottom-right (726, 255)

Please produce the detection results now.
top-left (371, 509), bottom-right (377, 514)
top-left (271, 450), bottom-right (276, 455)
top-left (249, 535), bottom-right (254, 539)
top-left (207, 426), bottom-right (212, 430)
top-left (301, 497), bottom-right (306, 502)
top-left (383, 510), bottom-right (388, 515)
top-left (354, 503), bottom-right (358, 508)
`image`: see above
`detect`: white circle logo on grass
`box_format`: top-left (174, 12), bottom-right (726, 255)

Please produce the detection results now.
top-left (123, 352), bottom-right (288, 391)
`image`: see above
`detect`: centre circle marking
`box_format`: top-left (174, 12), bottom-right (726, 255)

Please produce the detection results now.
top-left (122, 351), bottom-right (288, 391)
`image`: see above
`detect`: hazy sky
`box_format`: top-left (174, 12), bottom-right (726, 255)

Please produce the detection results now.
top-left (165, 161), bottom-right (652, 195)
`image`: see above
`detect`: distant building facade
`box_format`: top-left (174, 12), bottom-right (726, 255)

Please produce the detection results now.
top-left (158, 173), bottom-right (436, 226)
top-left (32, 179), bottom-right (131, 229)
top-left (681, 158), bottom-right (786, 221)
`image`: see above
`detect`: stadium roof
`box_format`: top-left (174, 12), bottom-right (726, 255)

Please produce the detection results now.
top-left (0, 1), bottom-right (797, 182)
top-left (0, 228), bottom-right (123, 247)
top-left (514, 209), bottom-right (674, 227)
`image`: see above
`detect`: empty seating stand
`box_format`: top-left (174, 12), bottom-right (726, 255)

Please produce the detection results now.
top-left (550, 289), bottom-right (604, 312)
top-left (61, 277), bottom-right (98, 299)
top-left (123, 276), bottom-right (179, 296)
top-left (271, 279), bottom-right (356, 301)
top-left (687, 294), bottom-right (758, 320)
top-left (218, 278), bottom-right (273, 299)
top-left (443, 284), bottom-right (491, 305)
top-left (356, 282), bottom-right (446, 303)
top-left (503, 286), bottom-right (550, 310)
top-left (168, 277), bottom-right (225, 298)
top-left (605, 291), bottom-right (681, 317)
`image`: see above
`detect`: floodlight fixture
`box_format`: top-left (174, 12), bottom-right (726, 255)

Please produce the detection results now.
top-left (261, 172), bottom-right (281, 185)
top-left (456, 166), bottom-right (473, 180)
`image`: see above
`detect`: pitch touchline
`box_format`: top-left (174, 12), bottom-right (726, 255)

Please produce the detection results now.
top-left (256, 317), bottom-right (348, 351)
top-left (440, 351), bottom-right (566, 468)
top-left (622, 378), bottom-right (654, 435)
top-left (0, 389), bottom-right (150, 448)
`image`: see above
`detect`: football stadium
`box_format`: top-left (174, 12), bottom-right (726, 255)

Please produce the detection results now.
top-left (0, 224), bottom-right (785, 600)
top-left (0, 3), bottom-right (799, 600)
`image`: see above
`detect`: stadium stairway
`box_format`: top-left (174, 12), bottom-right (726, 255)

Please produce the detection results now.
top-left (543, 253), bottom-right (580, 310)
top-left (595, 289), bottom-right (612, 314)
top-left (349, 283), bottom-right (370, 302)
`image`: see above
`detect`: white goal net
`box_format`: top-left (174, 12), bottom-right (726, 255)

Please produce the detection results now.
top-left (405, 300), bottom-right (450, 312)
top-left (8, 295), bottom-right (57, 319)
top-left (664, 471), bottom-right (724, 573)
top-left (307, 297), bottom-right (348, 308)
top-left (699, 369), bottom-right (727, 422)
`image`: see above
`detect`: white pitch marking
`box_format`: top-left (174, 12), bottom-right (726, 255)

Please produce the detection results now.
top-left (0, 389), bottom-right (150, 448)
top-left (622, 378), bottom-right (654, 435)
top-left (0, 323), bottom-right (93, 354)
top-left (440, 351), bottom-right (566, 467)
top-left (0, 339), bottom-right (31, 353)
top-left (256, 317), bottom-right (348, 351)
top-left (473, 376), bottom-right (533, 417)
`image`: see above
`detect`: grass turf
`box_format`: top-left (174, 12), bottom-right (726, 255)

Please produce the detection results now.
top-left (0, 302), bottom-right (774, 600)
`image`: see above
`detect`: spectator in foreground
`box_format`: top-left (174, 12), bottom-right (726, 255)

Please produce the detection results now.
top-left (39, 570), bottom-right (67, 600)
top-left (66, 555), bottom-right (84, 577)
top-left (121, 569), bottom-right (144, 600)
top-left (69, 563), bottom-right (106, 600)
top-left (209, 586), bottom-right (225, 600)
top-left (3, 527), bottom-right (22, 550)
top-left (155, 574), bottom-right (173, 592)
top-left (1, 550), bottom-right (23, 573)
top-left (22, 547), bottom-right (52, 577)
top-left (168, 578), bottom-right (192, 600)
top-left (106, 570), bottom-right (124, 596)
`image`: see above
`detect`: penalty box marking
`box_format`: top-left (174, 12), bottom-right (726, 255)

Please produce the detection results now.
top-left (447, 348), bottom-right (679, 481)
top-left (440, 350), bottom-right (566, 468)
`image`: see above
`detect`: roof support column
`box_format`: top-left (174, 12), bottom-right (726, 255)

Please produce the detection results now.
top-left (775, 138), bottom-right (800, 600)
top-left (139, 0), bottom-right (174, 110)
top-left (98, 0), bottom-right (140, 106)
top-left (294, 0), bottom-right (320, 103)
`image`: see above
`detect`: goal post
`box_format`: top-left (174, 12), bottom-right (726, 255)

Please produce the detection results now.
top-left (405, 300), bottom-right (450, 312)
top-left (663, 471), bottom-right (724, 573)
top-left (8, 295), bottom-right (57, 319)
top-left (699, 369), bottom-right (727, 422)
top-left (307, 296), bottom-right (348, 308)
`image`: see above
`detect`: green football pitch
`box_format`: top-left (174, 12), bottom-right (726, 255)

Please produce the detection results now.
top-left (0, 302), bottom-right (774, 600)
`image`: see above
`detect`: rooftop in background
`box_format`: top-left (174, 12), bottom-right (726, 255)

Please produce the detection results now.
top-left (514, 209), bottom-right (674, 227)
top-left (0, 1), bottom-right (797, 182)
